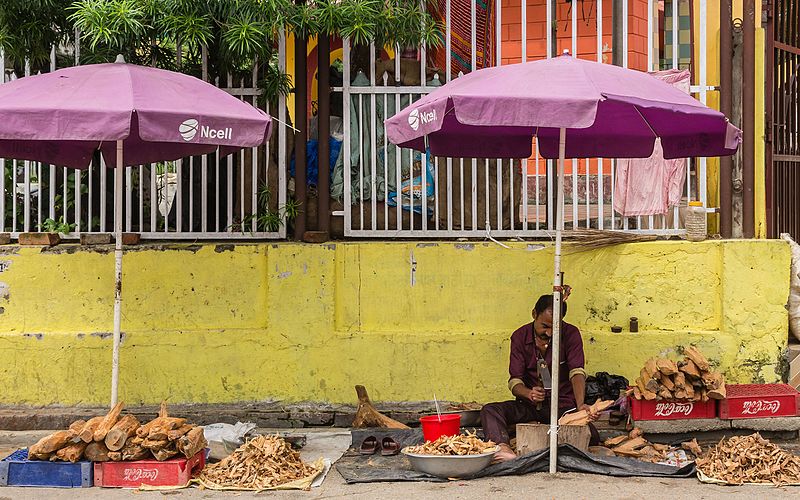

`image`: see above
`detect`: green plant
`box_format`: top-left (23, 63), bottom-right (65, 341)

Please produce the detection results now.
top-left (40, 216), bottom-right (75, 233)
top-left (236, 183), bottom-right (299, 233)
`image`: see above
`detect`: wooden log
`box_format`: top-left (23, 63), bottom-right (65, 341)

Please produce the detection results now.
top-left (644, 358), bottom-right (659, 378)
top-left (27, 451), bottom-right (51, 461)
top-left (29, 430), bottom-right (74, 456)
top-left (352, 385), bottom-right (410, 429)
top-left (628, 428), bottom-right (643, 439)
top-left (84, 441), bottom-right (110, 462)
top-left (683, 346), bottom-right (710, 372)
top-left (699, 389), bottom-right (711, 402)
top-left (107, 451), bottom-right (122, 461)
top-left (673, 371), bottom-right (687, 390)
top-left (673, 389), bottom-right (688, 399)
top-left (93, 401), bottom-right (124, 442)
top-left (78, 416), bottom-right (104, 443)
top-left (613, 436), bottom-right (648, 454)
top-left (702, 371), bottom-right (725, 390)
top-left (141, 437), bottom-right (170, 450)
top-left (604, 435), bottom-right (629, 447)
top-left (657, 387), bottom-right (673, 401)
top-left (659, 373), bottom-right (676, 391)
top-left (147, 418), bottom-right (187, 440)
top-left (158, 400), bottom-right (169, 418)
top-left (55, 442), bottom-right (88, 463)
top-left (708, 384), bottom-right (727, 400)
top-left (136, 417), bottom-right (166, 438)
top-left (68, 420), bottom-right (86, 434)
top-left (632, 386), bottom-right (643, 400)
top-left (176, 427), bottom-right (207, 459)
top-left (516, 423), bottom-right (591, 454)
top-left (684, 383), bottom-right (696, 400)
top-left (678, 359), bottom-right (702, 379)
top-left (656, 358), bottom-right (679, 376)
top-left (105, 414), bottom-right (140, 451)
top-left (166, 424), bottom-right (194, 441)
top-left (152, 446), bottom-right (179, 462)
top-left (121, 443), bottom-right (150, 461)
top-left (645, 378), bottom-right (661, 394)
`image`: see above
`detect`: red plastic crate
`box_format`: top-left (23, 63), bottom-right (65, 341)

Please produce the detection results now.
top-left (629, 397), bottom-right (717, 420)
top-left (718, 384), bottom-right (800, 419)
top-left (93, 451), bottom-right (204, 488)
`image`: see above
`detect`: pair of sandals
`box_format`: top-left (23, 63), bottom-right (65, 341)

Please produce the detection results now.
top-left (359, 436), bottom-right (399, 456)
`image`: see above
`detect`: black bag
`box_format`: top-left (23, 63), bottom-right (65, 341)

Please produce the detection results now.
top-left (585, 372), bottom-right (629, 405)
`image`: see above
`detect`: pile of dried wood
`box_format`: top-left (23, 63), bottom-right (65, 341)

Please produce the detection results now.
top-left (404, 431), bottom-right (497, 456)
top-left (27, 402), bottom-right (206, 463)
top-left (631, 346), bottom-right (726, 401)
top-left (195, 435), bottom-right (321, 491)
top-left (603, 428), bottom-right (703, 463)
top-left (696, 433), bottom-right (800, 486)
top-left (557, 400), bottom-right (614, 426)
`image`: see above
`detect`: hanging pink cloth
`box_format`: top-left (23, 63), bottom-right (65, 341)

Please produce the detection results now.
top-left (613, 69), bottom-right (691, 217)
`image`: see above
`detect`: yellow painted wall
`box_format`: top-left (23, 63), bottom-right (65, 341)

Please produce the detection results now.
top-left (0, 240), bottom-right (789, 406)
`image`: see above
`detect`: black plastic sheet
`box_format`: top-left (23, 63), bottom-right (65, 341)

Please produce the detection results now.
top-left (336, 429), bottom-right (695, 484)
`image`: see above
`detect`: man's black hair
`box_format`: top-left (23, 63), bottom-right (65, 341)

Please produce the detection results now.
top-left (534, 294), bottom-right (567, 318)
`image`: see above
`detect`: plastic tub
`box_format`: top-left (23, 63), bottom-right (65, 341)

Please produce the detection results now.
top-left (419, 414), bottom-right (461, 442)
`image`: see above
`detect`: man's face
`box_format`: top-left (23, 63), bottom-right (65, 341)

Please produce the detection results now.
top-left (532, 308), bottom-right (554, 344)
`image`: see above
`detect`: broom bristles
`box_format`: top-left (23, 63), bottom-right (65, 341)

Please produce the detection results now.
top-left (562, 228), bottom-right (658, 251)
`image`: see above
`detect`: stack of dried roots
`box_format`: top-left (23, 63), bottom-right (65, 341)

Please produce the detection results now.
top-left (696, 433), bottom-right (800, 486)
top-left (196, 435), bottom-right (321, 491)
top-left (27, 401), bottom-right (206, 463)
top-left (404, 431), bottom-right (497, 456)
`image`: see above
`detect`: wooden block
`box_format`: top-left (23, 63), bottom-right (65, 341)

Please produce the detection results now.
top-left (678, 358), bottom-right (702, 379)
top-left (84, 441), bottom-right (110, 462)
top-left (659, 373), bottom-right (675, 391)
top-left (604, 435), bottom-right (628, 447)
top-left (645, 378), bottom-right (661, 394)
top-left (78, 416), bottom-right (104, 443)
top-left (68, 420), bottom-right (86, 434)
top-left (176, 427), bottom-right (207, 459)
top-left (628, 428), bottom-right (643, 439)
top-left (683, 346), bottom-right (710, 371)
top-left (55, 442), bottom-right (88, 463)
top-left (93, 402), bottom-right (124, 442)
top-left (656, 358), bottom-right (678, 376)
top-left (29, 430), bottom-right (74, 456)
top-left (516, 423), bottom-right (591, 455)
top-left (104, 414), bottom-right (140, 451)
top-left (673, 371), bottom-right (687, 390)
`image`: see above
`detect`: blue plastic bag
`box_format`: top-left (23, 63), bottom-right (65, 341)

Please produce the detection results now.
top-left (387, 148), bottom-right (435, 215)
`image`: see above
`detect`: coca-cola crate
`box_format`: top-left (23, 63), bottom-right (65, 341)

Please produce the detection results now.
top-left (718, 384), bottom-right (800, 419)
top-left (629, 397), bottom-right (717, 420)
top-left (93, 451), bottom-right (204, 488)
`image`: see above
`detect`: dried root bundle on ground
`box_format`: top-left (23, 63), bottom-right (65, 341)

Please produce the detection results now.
top-left (630, 346), bottom-right (726, 401)
top-left (195, 435), bottom-right (321, 491)
top-left (27, 401), bottom-right (206, 463)
top-left (602, 429), bottom-right (702, 464)
top-left (695, 433), bottom-right (800, 486)
top-left (403, 431), bottom-right (497, 456)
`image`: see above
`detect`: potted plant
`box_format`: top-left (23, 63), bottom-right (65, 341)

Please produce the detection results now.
top-left (19, 217), bottom-right (74, 246)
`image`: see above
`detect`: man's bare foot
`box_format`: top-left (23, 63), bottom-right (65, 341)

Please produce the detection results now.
top-left (492, 443), bottom-right (517, 463)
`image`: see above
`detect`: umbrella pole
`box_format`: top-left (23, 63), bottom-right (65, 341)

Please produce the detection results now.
top-left (110, 140), bottom-right (123, 408)
top-left (548, 127), bottom-right (567, 474)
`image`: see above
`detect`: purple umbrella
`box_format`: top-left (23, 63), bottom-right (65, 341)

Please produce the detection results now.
top-left (385, 53), bottom-right (741, 473)
top-left (0, 56), bottom-right (272, 406)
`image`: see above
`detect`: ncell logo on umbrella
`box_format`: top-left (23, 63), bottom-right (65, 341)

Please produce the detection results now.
top-left (179, 119), bottom-right (199, 141)
top-left (407, 109), bottom-right (437, 131)
top-left (179, 119), bottom-right (234, 142)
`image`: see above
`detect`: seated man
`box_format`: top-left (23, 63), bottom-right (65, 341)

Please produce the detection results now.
top-left (480, 293), bottom-right (600, 462)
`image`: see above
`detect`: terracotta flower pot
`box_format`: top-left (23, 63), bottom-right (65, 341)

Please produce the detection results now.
top-left (18, 233), bottom-right (61, 246)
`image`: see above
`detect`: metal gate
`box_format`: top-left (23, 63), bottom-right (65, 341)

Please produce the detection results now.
top-left (766, 0), bottom-right (800, 239)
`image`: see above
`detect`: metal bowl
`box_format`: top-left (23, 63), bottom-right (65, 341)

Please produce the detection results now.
top-left (401, 447), bottom-right (498, 478)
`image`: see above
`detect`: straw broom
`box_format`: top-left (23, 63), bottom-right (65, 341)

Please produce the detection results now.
top-left (561, 228), bottom-right (658, 251)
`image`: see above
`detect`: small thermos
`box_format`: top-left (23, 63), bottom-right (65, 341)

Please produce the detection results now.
top-left (630, 317), bottom-right (639, 333)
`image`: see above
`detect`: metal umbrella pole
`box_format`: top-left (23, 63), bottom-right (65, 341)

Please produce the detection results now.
top-left (548, 127), bottom-right (567, 474)
top-left (110, 139), bottom-right (123, 407)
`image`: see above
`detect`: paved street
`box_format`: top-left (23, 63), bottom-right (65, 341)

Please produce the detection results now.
top-left (1, 468), bottom-right (798, 499)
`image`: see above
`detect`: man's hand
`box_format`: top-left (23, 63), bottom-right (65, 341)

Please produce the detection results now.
top-left (528, 387), bottom-right (546, 403)
top-left (578, 403), bottom-right (599, 422)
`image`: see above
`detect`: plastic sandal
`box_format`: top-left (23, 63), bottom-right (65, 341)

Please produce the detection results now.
top-left (359, 436), bottom-right (379, 455)
top-left (380, 437), bottom-right (400, 456)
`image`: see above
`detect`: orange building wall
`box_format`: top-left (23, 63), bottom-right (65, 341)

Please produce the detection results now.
top-left (500, 0), bottom-right (649, 71)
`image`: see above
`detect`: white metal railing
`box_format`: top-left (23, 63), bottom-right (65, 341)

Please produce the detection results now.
top-left (336, 0), bottom-right (712, 237)
top-left (1, 37), bottom-right (287, 240)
